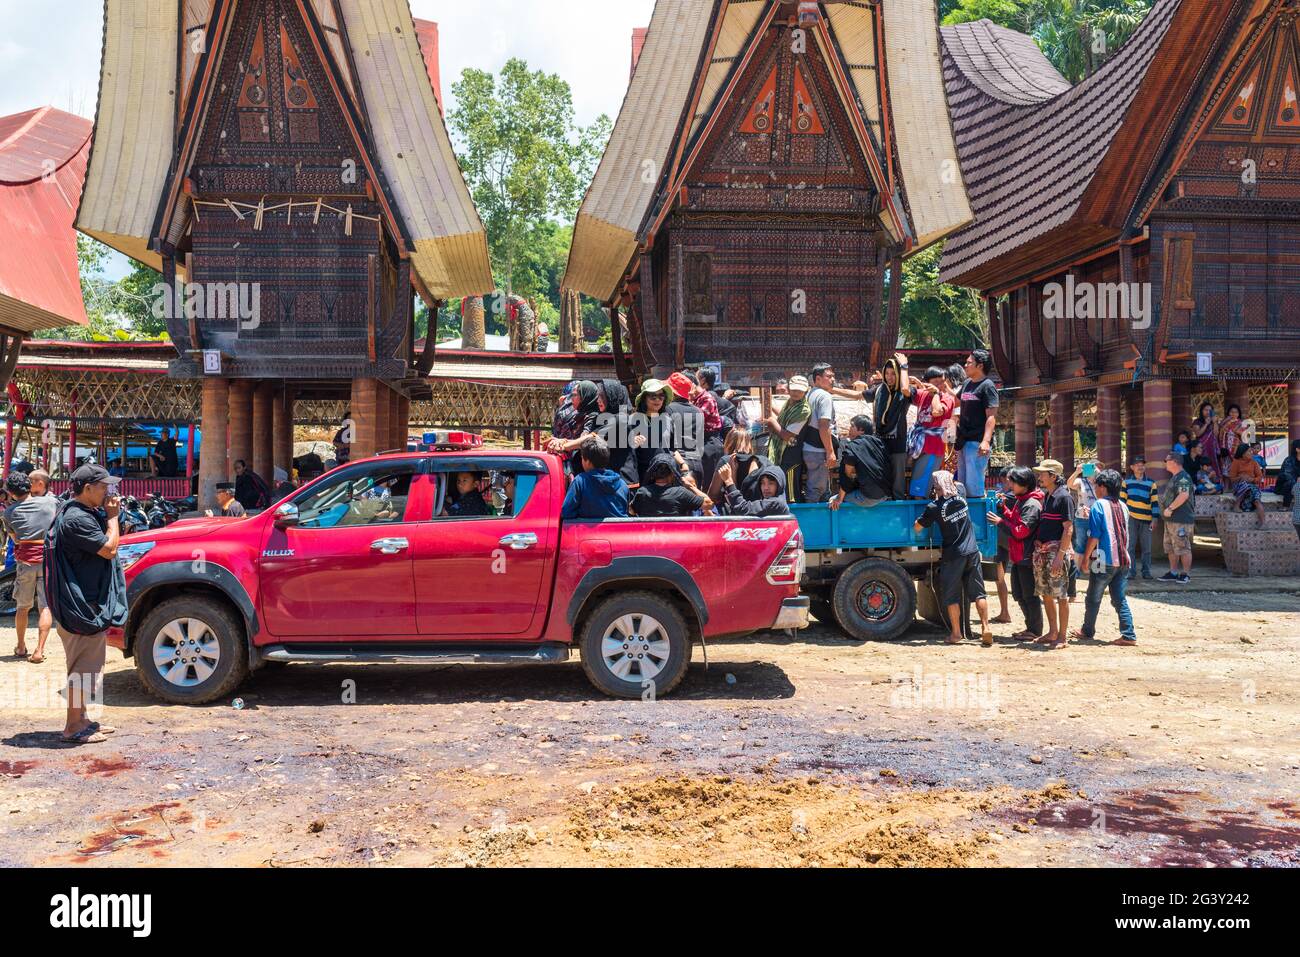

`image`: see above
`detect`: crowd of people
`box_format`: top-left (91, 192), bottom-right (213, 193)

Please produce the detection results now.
top-left (545, 349), bottom-right (1003, 522)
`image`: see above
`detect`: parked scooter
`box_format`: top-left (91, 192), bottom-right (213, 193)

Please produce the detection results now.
top-left (145, 492), bottom-right (182, 529)
top-left (119, 495), bottom-right (151, 535)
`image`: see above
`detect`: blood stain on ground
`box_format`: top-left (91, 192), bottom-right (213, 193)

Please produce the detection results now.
top-left (0, 760), bottom-right (38, 778)
top-left (76, 756), bottom-right (136, 777)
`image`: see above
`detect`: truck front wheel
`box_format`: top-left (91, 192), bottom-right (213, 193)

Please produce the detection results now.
top-left (831, 558), bottom-right (916, 642)
top-left (134, 595), bottom-right (249, 704)
top-left (579, 591), bottom-right (692, 699)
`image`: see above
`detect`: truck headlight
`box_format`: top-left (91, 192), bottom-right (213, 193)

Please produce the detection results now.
top-left (118, 541), bottom-right (156, 571)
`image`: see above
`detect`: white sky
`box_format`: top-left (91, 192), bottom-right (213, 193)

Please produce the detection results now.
top-left (0, 0), bottom-right (655, 274)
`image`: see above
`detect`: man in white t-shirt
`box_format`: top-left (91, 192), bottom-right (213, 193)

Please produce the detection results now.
top-left (801, 363), bottom-right (839, 502)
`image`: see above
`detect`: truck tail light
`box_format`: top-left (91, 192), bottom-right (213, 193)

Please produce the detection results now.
top-left (766, 529), bottom-right (804, 586)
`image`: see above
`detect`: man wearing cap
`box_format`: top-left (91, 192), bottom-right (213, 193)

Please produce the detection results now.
top-left (2, 471), bottom-right (57, 662)
top-left (1031, 459), bottom-right (1075, 648)
top-left (1157, 450), bottom-right (1196, 583)
top-left (208, 483), bottom-right (247, 518)
top-left (764, 375), bottom-right (813, 498)
top-left (45, 464), bottom-right (127, 745)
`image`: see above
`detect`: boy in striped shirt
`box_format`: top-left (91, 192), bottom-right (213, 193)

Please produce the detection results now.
top-left (1120, 456), bottom-right (1158, 581)
top-left (1072, 469), bottom-right (1138, 646)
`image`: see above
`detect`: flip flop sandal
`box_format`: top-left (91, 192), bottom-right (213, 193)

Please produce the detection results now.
top-left (61, 727), bottom-right (108, 745)
top-left (981, 632), bottom-right (994, 648)
top-left (86, 721), bottom-right (117, 735)
top-left (13, 645), bottom-right (28, 658)
top-left (26, 653), bottom-right (45, 664)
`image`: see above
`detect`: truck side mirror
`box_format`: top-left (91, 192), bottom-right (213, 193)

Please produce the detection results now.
top-left (274, 502), bottom-right (299, 529)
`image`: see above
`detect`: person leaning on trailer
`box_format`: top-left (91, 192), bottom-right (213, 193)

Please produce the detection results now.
top-left (913, 470), bottom-right (993, 647)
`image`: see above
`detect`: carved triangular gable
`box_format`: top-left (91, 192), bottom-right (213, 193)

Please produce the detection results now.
top-left (690, 30), bottom-right (872, 195)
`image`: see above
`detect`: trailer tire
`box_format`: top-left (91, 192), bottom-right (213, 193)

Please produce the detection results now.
top-left (831, 558), bottom-right (916, 642)
top-left (579, 591), bottom-right (692, 699)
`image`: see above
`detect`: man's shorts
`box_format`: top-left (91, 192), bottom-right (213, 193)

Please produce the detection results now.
top-left (939, 551), bottom-right (986, 607)
top-left (13, 560), bottom-right (46, 612)
top-left (1163, 520), bottom-right (1194, 557)
top-left (57, 627), bottom-right (107, 708)
top-left (1032, 542), bottom-right (1071, 599)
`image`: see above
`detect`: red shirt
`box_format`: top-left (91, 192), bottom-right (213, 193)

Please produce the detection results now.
top-left (692, 390), bottom-right (724, 433)
top-left (913, 390), bottom-right (955, 457)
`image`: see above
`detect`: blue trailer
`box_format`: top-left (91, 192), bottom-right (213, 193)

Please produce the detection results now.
top-left (790, 497), bottom-right (999, 641)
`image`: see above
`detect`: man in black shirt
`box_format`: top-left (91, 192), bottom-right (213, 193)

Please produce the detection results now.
top-left (955, 350), bottom-right (999, 497)
top-left (1031, 459), bottom-right (1075, 648)
top-left (915, 470), bottom-right (992, 646)
top-left (47, 464), bottom-right (127, 745)
top-left (150, 428), bottom-right (180, 477)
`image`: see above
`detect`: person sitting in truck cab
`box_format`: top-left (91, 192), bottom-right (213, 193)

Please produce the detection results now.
top-left (632, 453), bottom-right (712, 517)
top-left (830, 434), bottom-right (893, 510)
top-left (444, 471), bottom-right (491, 518)
top-left (561, 435), bottom-right (629, 520)
top-left (717, 461), bottom-right (790, 517)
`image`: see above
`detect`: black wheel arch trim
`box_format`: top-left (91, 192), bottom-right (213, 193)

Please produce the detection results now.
top-left (567, 557), bottom-right (710, 629)
top-left (126, 561), bottom-right (261, 662)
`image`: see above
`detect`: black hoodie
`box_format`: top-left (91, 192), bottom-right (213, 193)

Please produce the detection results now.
top-left (840, 435), bottom-right (894, 500)
top-left (597, 379), bottom-right (639, 486)
top-left (631, 453), bottom-right (705, 517)
top-left (723, 463), bottom-right (790, 517)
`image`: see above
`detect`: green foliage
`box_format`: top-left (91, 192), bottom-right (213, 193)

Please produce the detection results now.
top-left (45, 235), bottom-right (165, 341)
top-left (943, 0), bottom-right (1152, 83)
top-left (899, 243), bottom-right (988, 349)
top-left (449, 58), bottom-right (611, 298)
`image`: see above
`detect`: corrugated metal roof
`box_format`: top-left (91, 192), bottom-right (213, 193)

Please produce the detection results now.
top-left (0, 107), bottom-right (92, 332)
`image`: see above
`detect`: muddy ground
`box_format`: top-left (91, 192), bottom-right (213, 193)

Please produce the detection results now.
top-left (1, 571), bottom-right (1297, 868)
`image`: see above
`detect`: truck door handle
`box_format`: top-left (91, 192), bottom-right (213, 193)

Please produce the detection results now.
top-left (499, 533), bottom-right (538, 550)
top-left (370, 537), bottom-right (409, 555)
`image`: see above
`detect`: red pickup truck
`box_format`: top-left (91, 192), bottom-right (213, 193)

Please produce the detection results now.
top-left (110, 446), bottom-right (807, 703)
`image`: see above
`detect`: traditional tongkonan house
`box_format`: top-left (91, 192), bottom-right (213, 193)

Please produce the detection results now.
top-left (564, 0), bottom-right (972, 386)
top-left (76, 0), bottom-right (492, 507)
top-left (940, 0), bottom-right (1300, 482)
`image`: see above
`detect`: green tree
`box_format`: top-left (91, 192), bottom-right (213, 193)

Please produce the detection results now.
top-left (48, 235), bottom-right (165, 341)
top-left (944, 0), bottom-right (1151, 83)
top-left (899, 242), bottom-right (988, 349)
top-left (449, 59), bottom-right (611, 297)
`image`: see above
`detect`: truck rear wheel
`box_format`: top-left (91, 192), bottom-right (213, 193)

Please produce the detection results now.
top-left (579, 591), bottom-right (691, 699)
top-left (135, 595), bottom-right (248, 704)
top-left (831, 558), bottom-right (916, 642)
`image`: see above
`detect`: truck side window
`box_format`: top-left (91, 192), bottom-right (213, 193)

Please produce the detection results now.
top-left (430, 459), bottom-right (546, 520)
top-left (295, 462), bottom-right (418, 528)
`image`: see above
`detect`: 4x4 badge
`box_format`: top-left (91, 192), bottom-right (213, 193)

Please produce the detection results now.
top-left (263, 549), bottom-right (295, 558)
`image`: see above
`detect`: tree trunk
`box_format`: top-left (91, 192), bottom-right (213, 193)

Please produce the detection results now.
top-left (461, 296), bottom-right (487, 350)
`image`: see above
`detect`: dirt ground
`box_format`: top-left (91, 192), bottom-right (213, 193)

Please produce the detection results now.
top-left (1, 567), bottom-right (1297, 868)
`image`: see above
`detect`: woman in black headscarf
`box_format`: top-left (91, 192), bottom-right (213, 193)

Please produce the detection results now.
top-left (597, 379), bottom-right (639, 486)
top-left (545, 380), bottom-right (601, 473)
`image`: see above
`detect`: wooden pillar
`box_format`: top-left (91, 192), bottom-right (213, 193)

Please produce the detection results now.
top-left (273, 384), bottom-right (294, 477)
top-left (184, 422), bottom-right (195, 480)
top-left (1171, 379), bottom-right (1193, 434)
top-left (373, 382), bottom-right (391, 454)
top-left (1124, 388), bottom-right (1145, 464)
top-left (199, 378), bottom-right (230, 511)
top-left (1096, 385), bottom-right (1123, 470)
top-left (68, 414), bottom-right (78, 471)
top-left (1048, 393), bottom-right (1075, 473)
top-left (1290, 379), bottom-right (1300, 443)
top-left (1225, 380), bottom-right (1250, 418)
top-left (3, 417), bottom-right (12, 478)
top-left (396, 394), bottom-right (410, 450)
top-left (1143, 378), bottom-right (1174, 481)
top-left (349, 377), bottom-right (380, 460)
top-left (253, 380), bottom-right (275, 480)
top-left (1014, 399), bottom-right (1036, 466)
top-left (228, 379), bottom-right (254, 475)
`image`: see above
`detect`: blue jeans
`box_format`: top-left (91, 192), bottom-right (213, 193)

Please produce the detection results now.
top-left (804, 448), bottom-right (830, 503)
top-left (1081, 564), bottom-right (1136, 642)
top-left (1127, 518), bottom-right (1153, 578)
top-left (910, 452), bottom-right (941, 498)
top-left (958, 441), bottom-right (990, 497)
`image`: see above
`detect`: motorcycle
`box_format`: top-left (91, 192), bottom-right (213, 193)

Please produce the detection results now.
top-left (119, 496), bottom-right (151, 535)
top-left (145, 492), bottom-right (182, 529)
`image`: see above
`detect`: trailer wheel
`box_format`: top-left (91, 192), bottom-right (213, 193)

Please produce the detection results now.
top-left (831, 558), bottom-right (916, 642)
